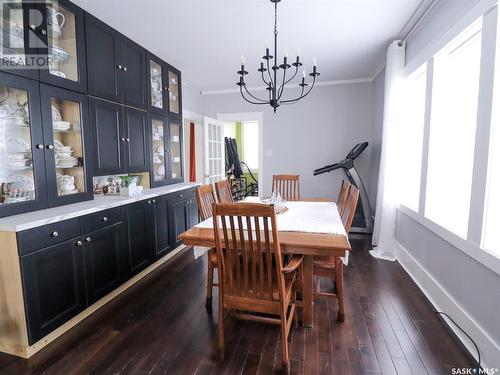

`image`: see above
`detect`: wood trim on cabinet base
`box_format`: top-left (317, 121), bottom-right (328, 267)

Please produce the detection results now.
top-left (0, 243), bottom-right (188, 358)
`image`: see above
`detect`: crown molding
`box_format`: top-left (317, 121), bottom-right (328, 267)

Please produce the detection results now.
top-left (200, 77), bottom-right (374, 95)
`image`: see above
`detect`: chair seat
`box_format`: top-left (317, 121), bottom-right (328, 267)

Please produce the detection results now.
top-left (224, 271), bottom-right (296, 314)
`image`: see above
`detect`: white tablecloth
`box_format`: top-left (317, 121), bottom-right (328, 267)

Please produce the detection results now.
top-left (192, 201), bottom-right (349, 264)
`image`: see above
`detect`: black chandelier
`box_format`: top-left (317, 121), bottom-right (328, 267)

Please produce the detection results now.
top-left (237, 0), bottom-right (319, 113)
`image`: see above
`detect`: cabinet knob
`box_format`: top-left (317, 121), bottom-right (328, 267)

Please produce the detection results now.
top-left (121, 137), bottom-right (126, 142)
top-left (126, 138), bottom-right (130, 142)
top-left (40, 29), bottom-right (47, 35)
top-left (102, 216), bottom-right (108, 222)
top-left (86, 237), bottom-right (91, 242)
top-left (123, 66), bottom-right (127, 72)
top-left (36, 144), bottom-right (44, 150)
top-left (117, 64), bottom-right (123, 70)
top-left (30, 24), bottom-right (36, 31)
top-left (47, 144), bottom-right (54, 150)
top-left (147, 200), bottom-right (152, 204)
top-left (152, 199), bottom-right (156, 203)
top-left (179, 194), bottom-right (183, 198)
top-left (164, 86), bottom-right (168, 91)
top-left (77, 240), bottom-right (83, 246)
top-left (51, 231), bottom-right (59, 237)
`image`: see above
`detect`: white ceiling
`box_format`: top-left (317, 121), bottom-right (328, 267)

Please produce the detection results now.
top-left (73, 0), bottom-right (422, 92)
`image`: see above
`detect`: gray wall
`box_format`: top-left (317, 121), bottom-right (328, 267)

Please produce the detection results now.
top-left (368, 68), bottom-right (385, 212)
top-left (201, 83), bottom-right (375, 199)
top-left (182, 85), bottom-right (204, 115)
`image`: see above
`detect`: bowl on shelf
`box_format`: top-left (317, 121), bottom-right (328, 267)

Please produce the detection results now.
top-left (53, 120), bottom-right (71, 130)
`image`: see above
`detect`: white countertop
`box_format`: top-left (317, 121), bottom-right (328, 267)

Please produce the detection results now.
top-left (0, 182), bottom-right (200, 232)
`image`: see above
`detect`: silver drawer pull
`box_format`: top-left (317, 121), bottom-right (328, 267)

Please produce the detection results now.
top-left (86, 237), bottom-right (91, 243)
top-left (51, 231), bottom-right (59, 237)
top-left (102, 217), bottom-right (108, 222)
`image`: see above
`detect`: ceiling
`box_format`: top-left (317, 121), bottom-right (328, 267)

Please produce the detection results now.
top-left (72, 0), bottom-right (422, 92)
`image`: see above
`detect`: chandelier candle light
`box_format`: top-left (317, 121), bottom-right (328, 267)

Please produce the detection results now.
top-left (237, 0), bottom-right (320, 113)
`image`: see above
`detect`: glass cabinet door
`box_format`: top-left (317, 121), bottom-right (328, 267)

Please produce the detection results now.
top-left (151, 116), bottom-right (167, 185)
top-left (168, 69), bottom-right (180, 116)
top-left (0, 0), bottom-right (39, 79)
top-left (40, 84), bottom-right (91, 206)
top-left (148, 57), bottom-right (165, 114)
top-left (0, 73), bottom-right (47, 217)
top-left (40, 0), bottom-right (87, 92)
top-left (168, 119), bottom-right (183, 182)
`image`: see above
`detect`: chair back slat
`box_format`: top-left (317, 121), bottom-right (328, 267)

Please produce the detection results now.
top-left (341, 185), bottom-right (360, 233)
top-left (213, 203), bottom-right (284, 302)
top-left (215, 180), bottom-right (234, 203)
top-left (337, 180), bottom-right (350, 216)
top-left (196, 184), bottom-right (217, 221)
top-left (272, 174), bottom-right (300, 201)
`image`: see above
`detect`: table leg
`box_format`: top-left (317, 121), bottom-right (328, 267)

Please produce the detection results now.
top-left (303, 255), bottom-right (314, 328)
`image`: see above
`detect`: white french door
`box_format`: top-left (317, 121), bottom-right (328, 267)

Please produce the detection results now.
top-left (203, 116), bottom-right (225, 185)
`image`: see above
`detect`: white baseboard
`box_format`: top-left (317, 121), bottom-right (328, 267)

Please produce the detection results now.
top-left (396, 242), bottom-right (500, 369)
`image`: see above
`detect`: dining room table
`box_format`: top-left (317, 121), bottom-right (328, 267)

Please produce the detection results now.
top-left (177, 197), bottom-right (351, 328)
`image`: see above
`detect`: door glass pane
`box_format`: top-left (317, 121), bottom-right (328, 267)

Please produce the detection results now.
top-left (170, 121), bottom-right (181, 179)
top-left (152, 118), bottom-right (165, 181)
top-left (168, 71), bottom-right (179, 114)
top-left (46, 1), bottom-right (78, 81)
top-left (51, 97), bottom-right (85, 196)
top-left (150, 60), bottom-right (163, 110)
top-left (0, 0), bottom-right (26, 67)
top-left (0, 85), bottom-right (36, 204)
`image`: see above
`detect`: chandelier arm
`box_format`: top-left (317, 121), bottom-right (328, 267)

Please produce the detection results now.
top-left (243, 84), bottom-right (269, 103)
top-left (281, 85), bottom-right (305, 104)
top-left (261, 70), bottom-right (271, 87)
top-left (277, 64), bottom-right (299, 101)
top-left (266, 58), bottom-right (274, 88)
top-left (240, 86), bottom-right (269, 105)
top-left (282, 75), bottom-right (317, 103)
top-left (277, 68), bottom-right (288, 100)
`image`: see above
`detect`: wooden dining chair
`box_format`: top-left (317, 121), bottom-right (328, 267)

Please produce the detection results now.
top-left (215, 180), bottom-right (234, 203)
top-left (213, 202), bottom-right (303, 372)
top-left (336, 180), bottom-right (351, 216)
top-left (195, 184), bottom-right (218, 309)
top-left (272, 174), bottom-right (300, 201)
top-left (313, 184), bottom-right (359, 322)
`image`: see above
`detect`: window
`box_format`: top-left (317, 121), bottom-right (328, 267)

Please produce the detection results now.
top-left (482, 32), bottom-right (500, 257)
top-left (400, 65), bottom-right (427, 212)
top-left (242, 121), bottom-right (259, 170)
top-left (425, 20), bottom-right (482, 238)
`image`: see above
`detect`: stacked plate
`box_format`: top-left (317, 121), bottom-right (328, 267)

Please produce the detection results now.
top-left (54, 140), bottom-right (78, 168)
top-left (4, 153), bottom-right (31, 169)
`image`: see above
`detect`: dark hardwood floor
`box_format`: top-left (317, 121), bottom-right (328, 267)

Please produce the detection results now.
top-left (0, 235), bottom-right (475, 375)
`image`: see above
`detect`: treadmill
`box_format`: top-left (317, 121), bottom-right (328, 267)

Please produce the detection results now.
top-left (314, 142), bottom-right (374, 234)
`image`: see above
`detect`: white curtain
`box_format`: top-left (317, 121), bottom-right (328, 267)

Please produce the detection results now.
top-left (371, 41), bottom-right (407, 261)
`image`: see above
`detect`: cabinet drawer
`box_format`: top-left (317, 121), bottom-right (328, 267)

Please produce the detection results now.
top-left (17, 218), bottom-right (82, 256)
top-left (81, 207), bottom-right (122, 233)
top-left (168, 188), bottom-right (196, 203)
